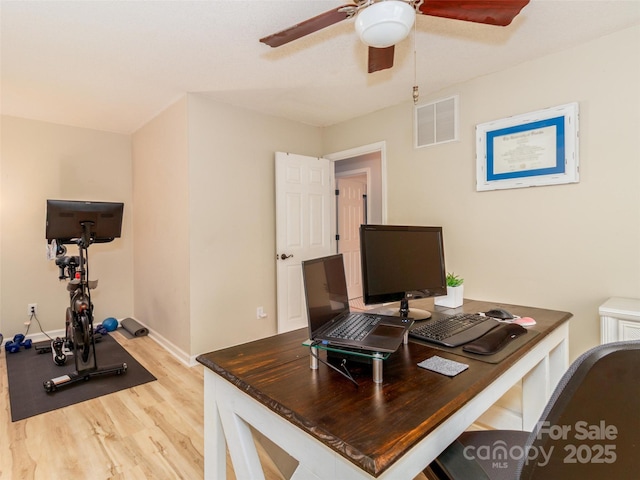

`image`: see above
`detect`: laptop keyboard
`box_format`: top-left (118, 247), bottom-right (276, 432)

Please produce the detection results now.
top-left (409, 313), bottom-right (497, 347)
top-left (327, 314), bottom-right (381, 341)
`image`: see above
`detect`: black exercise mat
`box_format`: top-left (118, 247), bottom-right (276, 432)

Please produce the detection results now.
top-left (5, 334), bottom-right (156, 422)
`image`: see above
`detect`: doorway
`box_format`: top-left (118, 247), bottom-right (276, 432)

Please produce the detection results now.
top-left (327, 142), bottom-right (386, 302)
top-left (336, 174), bottom-right (366, 300)
top-left (274, 143), bottom-right (386, 332)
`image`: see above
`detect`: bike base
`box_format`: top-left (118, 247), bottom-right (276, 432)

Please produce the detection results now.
top-left (43, 362), bottom-right (128, 393)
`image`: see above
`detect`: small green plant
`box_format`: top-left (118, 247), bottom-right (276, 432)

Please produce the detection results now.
top-left (446, 272), bottom-right (464, 287)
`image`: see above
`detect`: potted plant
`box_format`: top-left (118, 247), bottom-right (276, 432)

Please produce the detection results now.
top-left (434, 272), bottom-right (464, 308)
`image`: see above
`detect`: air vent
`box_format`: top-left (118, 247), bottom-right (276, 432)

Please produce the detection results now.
top-left (415, 95), bottom-right (458, 148)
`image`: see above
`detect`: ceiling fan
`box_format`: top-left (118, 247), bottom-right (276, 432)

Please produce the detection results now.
top-left (260, 0), bottom-right (530, 73)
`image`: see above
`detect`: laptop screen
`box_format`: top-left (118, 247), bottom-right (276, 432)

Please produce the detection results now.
top-left (302, 254), bottom-right (350, 337)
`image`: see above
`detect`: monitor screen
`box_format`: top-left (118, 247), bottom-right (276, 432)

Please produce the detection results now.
top-left (360, 224), bottom-right (447, 319)
top-left (46, 199), bottom-right (124, 244)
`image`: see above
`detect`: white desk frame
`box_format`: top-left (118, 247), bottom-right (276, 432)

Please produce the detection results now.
top-left (203, 321), bottom-right (569, 480)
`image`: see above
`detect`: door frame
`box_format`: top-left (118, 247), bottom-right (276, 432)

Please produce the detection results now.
top-left (325, 141), bottom-right (388, 244)
top-left (335, 167), bottom-right (372, 225)
top-left (275, 152), bottom-right (333, 333)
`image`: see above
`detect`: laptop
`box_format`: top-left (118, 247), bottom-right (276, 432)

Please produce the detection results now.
top-left (302, 254), bottom-right (414, 353)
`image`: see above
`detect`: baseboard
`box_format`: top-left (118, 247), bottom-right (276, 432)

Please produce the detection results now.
top-left (8, 319), bottom-right (196, 369)
top-left (145, 328), bottom-right (193, 366)
top-left (2, 329), bottom-right (66, 347)
top-left (116, 317), bottom-right (194, 367)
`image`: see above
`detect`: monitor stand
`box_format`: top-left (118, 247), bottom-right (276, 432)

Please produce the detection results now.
top-left (375, 298), bottom-right (432, 321)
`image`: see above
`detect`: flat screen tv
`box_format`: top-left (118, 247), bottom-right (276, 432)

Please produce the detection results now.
top-left (46, 199), bottom-right (124, 245)
top-left (360, 224), bottom-right (447, 320)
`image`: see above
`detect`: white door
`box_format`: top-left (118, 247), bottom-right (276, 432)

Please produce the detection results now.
top-left (337, 176), bottom-right (366, 300)
top-left (275, 152), bottom-right (333, 333)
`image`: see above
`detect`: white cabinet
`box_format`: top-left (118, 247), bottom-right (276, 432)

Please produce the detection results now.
top-left (599, 297), bottom-right (640, 344)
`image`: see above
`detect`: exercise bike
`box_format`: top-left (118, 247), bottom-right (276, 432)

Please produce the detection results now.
top-left (44, 200), bottom-right (127, 393)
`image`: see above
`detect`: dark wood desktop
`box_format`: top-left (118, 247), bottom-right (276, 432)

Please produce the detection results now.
top-left (198, 298), bottom-right (572, 479)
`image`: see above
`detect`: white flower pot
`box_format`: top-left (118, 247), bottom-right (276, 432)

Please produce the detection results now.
top-left (434, 285), bottom-right (464, 308)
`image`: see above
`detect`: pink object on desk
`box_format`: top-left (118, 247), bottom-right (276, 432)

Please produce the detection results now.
top-left (513, 317), bottom-right (536, 326)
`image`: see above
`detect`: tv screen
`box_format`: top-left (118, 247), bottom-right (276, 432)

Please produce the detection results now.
top-left (46, 199), bottom-right (124, 244)
top-left (360, 224), bottom-right (447, 319)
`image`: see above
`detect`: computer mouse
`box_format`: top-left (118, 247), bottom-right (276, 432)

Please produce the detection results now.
top-left (484, 308), bottom-right (515, 320)
top-left (514, 317), bottom-right (536, 326)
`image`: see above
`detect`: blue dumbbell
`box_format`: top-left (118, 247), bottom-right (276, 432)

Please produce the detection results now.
top-left (94, 324), bottom-right (108, 335)
top-left (5, 334), bottom-right (32, 353)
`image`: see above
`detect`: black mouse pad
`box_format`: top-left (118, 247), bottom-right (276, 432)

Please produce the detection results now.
top-left (411, 328), bottom-right (540, 364)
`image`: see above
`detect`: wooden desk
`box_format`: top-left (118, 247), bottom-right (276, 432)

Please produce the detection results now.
top-left (197, 299), bottom-right (571, 479)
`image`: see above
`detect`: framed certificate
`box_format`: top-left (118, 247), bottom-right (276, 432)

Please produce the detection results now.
top-left (476, 103), bottom-right (579, 191)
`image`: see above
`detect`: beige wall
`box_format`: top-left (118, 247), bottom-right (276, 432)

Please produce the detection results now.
top-left (130, 94), bottom-right (323, 359)
top-left (186, 94), bottom-right (323, 354)
top-left (0, 116), bottom-right (133, 338)
top-left (132, 97), bottom-right (191, 357)
top-left (323, 26), bottom-right (640, 359)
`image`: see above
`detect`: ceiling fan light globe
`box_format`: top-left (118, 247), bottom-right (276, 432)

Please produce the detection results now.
top-left (355, 1), bottom-right (415, 48)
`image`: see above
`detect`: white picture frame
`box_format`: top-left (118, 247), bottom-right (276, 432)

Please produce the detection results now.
top-left (476, 103), bottom-right (579, 191)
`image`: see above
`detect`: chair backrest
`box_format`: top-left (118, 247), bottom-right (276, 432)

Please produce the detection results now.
top-left (517, 340), bottom-right (640, 479)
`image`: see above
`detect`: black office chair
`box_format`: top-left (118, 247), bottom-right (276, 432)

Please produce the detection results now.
top-left (426, 340), bottom-right (640, 479)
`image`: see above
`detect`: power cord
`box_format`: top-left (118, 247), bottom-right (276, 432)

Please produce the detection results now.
top-left (309, 342), bottom-right (358, 388)
top-left (27, 311), bottom-right (54, 341)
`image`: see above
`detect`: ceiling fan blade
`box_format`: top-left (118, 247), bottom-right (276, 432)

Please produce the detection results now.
top-left (418, 0), bottom-right (530, 27)
top-left (260, 4), bottom-right (356, 48)
top-left (368, 46), bottom-right (395, 73)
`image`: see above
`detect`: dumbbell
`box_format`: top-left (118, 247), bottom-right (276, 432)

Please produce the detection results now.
top-left (14, 334), bottom-right (32, 349)
top-left (94, 324), bottom-right (108, 336)
top-left (5, 334), bottom-right (33, 353)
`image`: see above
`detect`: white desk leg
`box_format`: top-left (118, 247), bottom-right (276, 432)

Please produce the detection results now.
top-left (521, 324), bottom-right (569, 430)
top-left (204, 370), bottom-right (228, 480)
top-left (521, 356), bottom-right (549, 430)
top-left (548, 332), bottom-right (569, 391)
top-left (213, 377), bottom-right (374, 480)
top-left (290, 465), bottom-right (323, 480)
top-left (215, 380), bottom-right (266, 480)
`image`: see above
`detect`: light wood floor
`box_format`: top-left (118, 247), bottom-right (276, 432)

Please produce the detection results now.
top-left (1, 331), bottom-right (431, 479)
top-left (0, 331), bottom-right (288, 480)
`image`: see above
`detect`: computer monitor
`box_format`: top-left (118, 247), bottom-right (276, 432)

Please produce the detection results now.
top-left (46, 199), bottom-right (124, 245)
top-left (359, 224), bottom-right (447, 320)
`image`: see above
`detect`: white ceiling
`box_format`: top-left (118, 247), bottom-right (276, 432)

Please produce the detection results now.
top-left (2, 1), bottom-right (639, 134)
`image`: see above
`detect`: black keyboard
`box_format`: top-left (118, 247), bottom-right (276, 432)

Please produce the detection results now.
top-left (409, 313), bottom-right (498, 347)
top-left (327, 314), bottom-right (381, 341)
